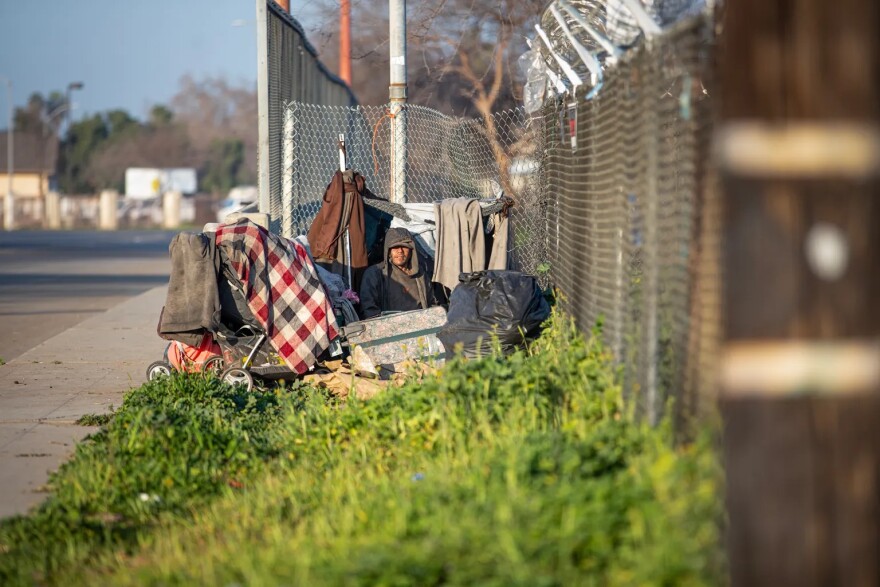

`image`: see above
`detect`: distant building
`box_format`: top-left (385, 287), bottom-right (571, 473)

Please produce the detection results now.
top-left (0, 131), bottom-right (58, 200)
top-left (125, 167), bottom-right (197, 199)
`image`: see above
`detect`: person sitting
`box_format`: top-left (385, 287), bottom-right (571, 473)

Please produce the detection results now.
top-left (359, 227), bottom-right (444, 318)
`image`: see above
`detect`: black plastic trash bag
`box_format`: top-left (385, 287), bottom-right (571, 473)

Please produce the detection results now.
top-left (437, 270), bottom-right (550, 358)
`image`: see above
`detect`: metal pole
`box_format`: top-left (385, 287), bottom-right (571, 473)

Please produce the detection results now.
top-left (281, 104), bottom-right (294, 238)
top-left (255, 0), bottom-right (271, 216)
top-left (64, 82), bottom-right (83, 196)
top-left (388, 0), bottom-right (407, 204)
top-left (65, 86), bottom-right (71, 195)
top-left (339, 0), bottom-right (352, 85)
top-left (2, 77), bottom-right (13, 231)
top-left (340, 133), bottom-right (353, 289)
top-left (643, 99), bottom-right (660, 426)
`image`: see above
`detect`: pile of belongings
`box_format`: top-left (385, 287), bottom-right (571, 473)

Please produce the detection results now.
top-left (154, 169), bottom-right (551, 392)
top-left (438, 270), bottom-right (551, 358)
top-left (157, 218), bottom-right (339, 376)
top-left (305, 170), bottom-right (516, 299)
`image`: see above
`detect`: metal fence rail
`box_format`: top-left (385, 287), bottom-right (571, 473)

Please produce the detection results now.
top-left (256, 0), bottom-right (357, 234)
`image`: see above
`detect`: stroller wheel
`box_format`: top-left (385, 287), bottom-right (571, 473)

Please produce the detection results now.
top-left (146, 360), bottom-right (173, 381)
top-left (202, 356), bottom-right (225, 375)
top-left (220, 367), bottom-right (254, 392)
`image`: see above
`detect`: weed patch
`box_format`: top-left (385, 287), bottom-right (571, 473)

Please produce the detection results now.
top-left (74, 413), bottom-right (113, 427)
top-left (0, 374), bottom-right (286, 585)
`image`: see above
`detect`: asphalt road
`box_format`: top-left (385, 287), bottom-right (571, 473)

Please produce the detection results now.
top-left (0, 230), bottom-right (174, 362)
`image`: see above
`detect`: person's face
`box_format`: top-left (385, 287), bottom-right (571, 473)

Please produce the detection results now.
top-left (390, 245), bottom-right (412, 268)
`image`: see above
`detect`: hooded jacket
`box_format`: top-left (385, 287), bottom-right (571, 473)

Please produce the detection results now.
top-left (359, 227), bottom-right (441, 318)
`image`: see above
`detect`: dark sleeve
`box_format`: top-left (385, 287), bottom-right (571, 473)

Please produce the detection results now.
top-left (431, 281), bottom-right (449, 307)
top-left (422, 255), bottom-right (448, 307)
top-left (359, 266), bottom-right (383, 319)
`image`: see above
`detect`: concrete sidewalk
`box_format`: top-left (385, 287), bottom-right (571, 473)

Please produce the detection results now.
top-left (0, 286), bottom-right (168, 519)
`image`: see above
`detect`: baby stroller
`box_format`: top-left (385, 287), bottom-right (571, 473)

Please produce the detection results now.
top-left (149, 221), bottom-right (341, 392)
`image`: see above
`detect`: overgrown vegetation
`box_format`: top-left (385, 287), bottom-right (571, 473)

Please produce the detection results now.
top-left (0, 312), bottom-right (724, 585)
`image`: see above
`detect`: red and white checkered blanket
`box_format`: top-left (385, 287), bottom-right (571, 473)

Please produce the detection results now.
top-left (215, 219), bottom-right (339, 375)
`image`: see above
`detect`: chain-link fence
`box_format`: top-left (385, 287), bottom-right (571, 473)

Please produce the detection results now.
top-left (267, 7), bottom-right (719, 427)
top-left (544, 12), bottom-right (719, 425)
top-left (257, 0), bottom-right (357, 234)
top-left (280, 102), bottom-right (550, 278)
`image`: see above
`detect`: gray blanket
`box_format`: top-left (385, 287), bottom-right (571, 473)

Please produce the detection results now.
top-left (432, 198), bottom-right (485, 292)
top-left (487, 211), bottom-right (509, 271)
top-left (158, 232), bottom-right (221, 346)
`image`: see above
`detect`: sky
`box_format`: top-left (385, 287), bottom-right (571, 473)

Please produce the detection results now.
top-left (0, 0), bottom-right (322, 125)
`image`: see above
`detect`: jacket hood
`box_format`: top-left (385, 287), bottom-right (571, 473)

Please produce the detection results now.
top-left (383, 227), bottom-right (420, 273)
top-left (373, 226), bottom-right (436, 313)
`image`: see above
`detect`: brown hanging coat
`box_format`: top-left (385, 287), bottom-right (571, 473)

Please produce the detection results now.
top-left (307, 170), bottom-right (369, 290)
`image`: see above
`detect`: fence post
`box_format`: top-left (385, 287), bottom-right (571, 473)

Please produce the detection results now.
top-left (45, 191), bottom-right (61, 229)
top-left (162, 191), bottom-right (181, 229)
top-left (282, 104), bottom-right (294, 238)
top-left (718, 0), bottom-right (880, 584)
top-left (388, 0), bottom-right (407, 203)
top-left (255, 0), bottom-right (271, 217)
top-left (642, 54), bottom-right (661, 425)
top-left (98, 189), bottom-right (118, 230)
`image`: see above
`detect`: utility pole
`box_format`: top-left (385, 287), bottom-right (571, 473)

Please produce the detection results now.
top-left (339, 0), bottom-right (352, 85)
top-left (388, 0), bottom-right (407, 203)
top-left (718, 0), bottom-right (880, 585)
top-left (1, 76), bottom-right (13, 231)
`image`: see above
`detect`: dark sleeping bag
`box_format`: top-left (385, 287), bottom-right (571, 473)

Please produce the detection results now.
top-left (437, 270), bottom-right (550, 358)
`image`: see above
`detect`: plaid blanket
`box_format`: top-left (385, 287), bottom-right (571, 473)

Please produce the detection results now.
top-left (215, 219), bottom-right (339, 375)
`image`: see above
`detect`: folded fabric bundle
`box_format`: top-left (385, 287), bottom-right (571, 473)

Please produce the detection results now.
top-left (215, 218), bottom-right (339, 375)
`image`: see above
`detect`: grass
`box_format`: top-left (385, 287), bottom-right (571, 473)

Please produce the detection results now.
top-left (74, 413), bottom-right (113, 427)
top-left (0, 311), bottom-right (724, 586)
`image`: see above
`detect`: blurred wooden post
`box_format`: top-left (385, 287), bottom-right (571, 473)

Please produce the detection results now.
top-left (162, 190), bottom-right (181, 229)
top-left (45, 191), bottom-right (61, 229)
top-left (98, 189), bottom-right (118, 230)
top-left (718, 0), bottom-right (880, 585)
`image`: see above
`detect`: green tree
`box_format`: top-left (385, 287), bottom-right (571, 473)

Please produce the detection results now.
top-left (64, 104), bottom-right (184, 193)
top-left (200, 138), bottom-right (245, 195)
top-left (106, 109), bottom-right (139, 137)
top-left (59, 114), bottom-right (109, 193)
top-left (84, 107), bottom-right (193, 193)
top-left (14, 91), bottom-right (67, 135)
top-left (51, 76), bottom-right (257, 195)
top-left (148, 105), bottom-right (174, 127)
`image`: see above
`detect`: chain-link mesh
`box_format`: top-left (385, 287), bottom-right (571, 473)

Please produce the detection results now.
top-left (544, 12), bottom-right (718, 424)
top-left (269, 8), bottom-right (719, 428)
top-left (262, 1), bottom-right (356, 234)
top-left (282, 102), bottom-right (550, 278)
